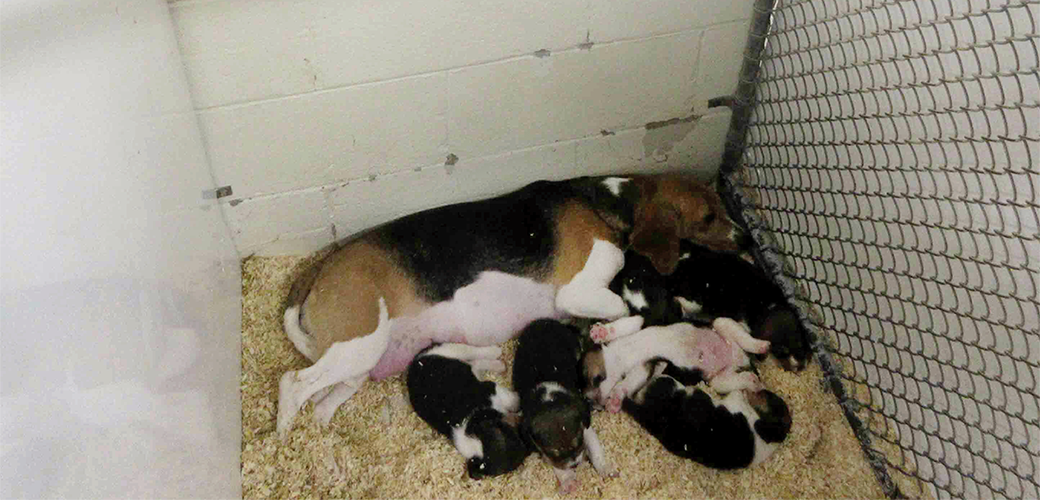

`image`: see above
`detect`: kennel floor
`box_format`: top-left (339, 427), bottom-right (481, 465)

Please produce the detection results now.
top-left (241, 255), bottom-right (890, 499)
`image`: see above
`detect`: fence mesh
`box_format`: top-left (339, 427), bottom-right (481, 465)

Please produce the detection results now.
top-left (722, 0), bottom-right (1040, 498)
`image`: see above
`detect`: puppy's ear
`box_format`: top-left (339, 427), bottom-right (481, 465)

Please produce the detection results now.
top-left (630, 203), bottom-right (681, 275)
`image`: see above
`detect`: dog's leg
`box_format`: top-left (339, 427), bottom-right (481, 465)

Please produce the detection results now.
top-left (589, 315), bottom-right (644, 343)
top-left (426, 343), bottom-right (502, 362)
top-left (277, 298), bottom-right (391, 439)
top-left (709, 369), bottom-right (762, 394)
top-left (469, 358), bottom-right (507, 377)
top-left (311, 375), bottom-right (366, 426)
top-left (490, 385), bottom-right (520, 414)
top-left (605, 363), bottom-right (653, 412)
top-left (552, 467), bottom-right (579, 495)
top-left (713, 317), bottom-right (770, 354)
top-left (584, 427), bottom-right (619, 478)
top-left (556, 239), bottom-right (628, 320)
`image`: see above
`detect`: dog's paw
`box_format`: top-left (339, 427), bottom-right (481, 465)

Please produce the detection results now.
top-left (557, 477), bottom-right (579, 495)
top-left (590, 323), bottom-right (611, 343)
top-left (605, 391), bottom-right (624, 414)
top-left (751, 339), bottom-right (771, 355)
top-left (743, 372), bottom-right (764, 392)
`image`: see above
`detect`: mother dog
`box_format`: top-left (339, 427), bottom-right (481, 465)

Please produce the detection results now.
top-left (277, 174), bottom-right (747, 437)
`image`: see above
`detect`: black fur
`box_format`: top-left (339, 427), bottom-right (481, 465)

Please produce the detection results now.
top-left (512, 319), bottom-right (591, 468)
top-left (622, 363), bottom-right (792, 470)
top-left (373, 178), bottom-right (630, 303)
top-left (407, 345), bottom-right (528, 479)
top-left (610, 240), bottom-right (813, 370)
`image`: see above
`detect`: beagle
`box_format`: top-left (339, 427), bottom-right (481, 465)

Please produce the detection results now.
top-left (581, 317), bottom-right (769, 413)
top-left (406, 343), bottom-right (529, 479)
top-left (512, 319), bottom-right (616, 495)
top-left (623, 361), bottom-right (792, 470)
top-left (606, 241), bottom-right (813, 371)
top-left (277, 174), bottom-right (747, 437)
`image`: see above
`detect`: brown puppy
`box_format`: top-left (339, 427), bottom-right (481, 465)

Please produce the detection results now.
top-left (276, 174), bottom-right (746, 437)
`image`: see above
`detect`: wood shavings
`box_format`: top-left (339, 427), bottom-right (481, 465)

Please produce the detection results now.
top-left (241, 255), bottom-right (900, 499)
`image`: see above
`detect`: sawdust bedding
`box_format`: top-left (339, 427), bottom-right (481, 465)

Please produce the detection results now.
top-left (242, 255), bottom-right (889, 499)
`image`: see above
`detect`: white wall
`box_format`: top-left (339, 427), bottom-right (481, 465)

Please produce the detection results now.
top-left (170, 0), bottom-right (756, 256)
top-left (1, 0), bottom-right (241, 497)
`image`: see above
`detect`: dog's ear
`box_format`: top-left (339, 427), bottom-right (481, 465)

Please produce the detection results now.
top-left (630, 202), bottom-right (681, 276)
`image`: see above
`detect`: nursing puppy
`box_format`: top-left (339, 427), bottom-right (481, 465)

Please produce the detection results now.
top-left (606, 241), bottom-right (813, 371)
top-left (583, 317), bottom-right (769, 413)
top-left (277, 174), bottom-right (748, 437)
top-left (623, 361), bottom-right (792, 469)
top-left (513, 319), bottom-right (617, 494)
top-left (407, 343), bottom-right (529, 479)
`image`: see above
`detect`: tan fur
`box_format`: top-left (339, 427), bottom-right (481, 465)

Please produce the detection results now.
top-left (581, 348), bottom-right (607, 399)
top-left (630, 174), bottom-right (742, 275)
top-left (289, 174), bottom-right (739, 362)
top-left (548, 201), bottom-right (624, 287)
top-left (300, 241), bottom-right (426, 358)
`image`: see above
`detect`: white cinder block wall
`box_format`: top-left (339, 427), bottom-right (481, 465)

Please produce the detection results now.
top-left (169, 0), bottom-right (755, 256)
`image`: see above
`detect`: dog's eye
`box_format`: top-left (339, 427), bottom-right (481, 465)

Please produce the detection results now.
top-left (703, 212), bottom-right (717, 225)
top-left (593, 375), bottom-right (605, 386)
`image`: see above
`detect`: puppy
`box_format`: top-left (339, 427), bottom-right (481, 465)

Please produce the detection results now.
top-left (583, 317), bottom-right (769, 413)
top-left (623, 361), bottom-right (792, 469)
top-left (513, 319), bottom-right (617, 494)
top-left (606, 240), bottom-right (813, 371)
top-left (407, 343), bottom-right (529, 479)
top-left (277, 174), bottom-right (748, 437)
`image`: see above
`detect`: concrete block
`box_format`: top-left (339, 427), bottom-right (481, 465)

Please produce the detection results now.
top-left (223, 190), bottom-right (330, 254)
top-left (328, 142), bottom-right (581, 237)
top-left (590, 0), bottom-right (755, 42)
top-left (445, 30), bottom-right (703, 160)
top-left (198, 73), bottom-right (448, 198)
top-left (577, 108), bottom-right (732, 180)
top-left (691, 20), bottom-right (752, 114)
top-left (172, 0), bottom-right (588, 108)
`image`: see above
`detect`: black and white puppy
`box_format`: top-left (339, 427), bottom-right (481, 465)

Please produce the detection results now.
top-left (607, 240), bottom-right (813, 371)
top-left (512, 319), bottom-right (617, 495)
top-left (623, 361), bottom-right (792, 469)
top-left (584, 317), bottom-right (769, 413)
top-left (407, 343), bottom-right (529, 479)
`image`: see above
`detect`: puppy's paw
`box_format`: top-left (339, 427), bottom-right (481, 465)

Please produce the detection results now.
top-left (742, 372), bottom-right (764, 392)
top-left (596, 461), bottom-right (620, 478)
top-left (605, 391), bottom-right (624, 414)
top-left (751, 339), bottom-right (771, 355)
top-left (557, 477), bottom-right (579, 495)
top-left (590, 323), bottom-right (611, 343)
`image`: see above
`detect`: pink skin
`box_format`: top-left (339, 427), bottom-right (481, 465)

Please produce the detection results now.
top-left (369, 271), bottom-right (563, 380)
top-left (593, 321), bottom-right (770, 411)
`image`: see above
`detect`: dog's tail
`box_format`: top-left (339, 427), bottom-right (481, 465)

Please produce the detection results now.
top-left (284, 305), bottom-right (318, 362)
top-left (283, 243), bottom-right (339, 362)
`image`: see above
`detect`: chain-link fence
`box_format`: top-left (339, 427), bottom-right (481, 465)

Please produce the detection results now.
top-left (720, 0), bottom-right (1040, 498)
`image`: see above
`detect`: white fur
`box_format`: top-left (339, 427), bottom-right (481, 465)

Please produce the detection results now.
top-left (452, 423), bottom-right (484, 459)
top-left (583, 427), bottom-right (617, 477)
top-left (555, 239), bottom-right (628, 320)
top-left (621, 286), bottom-right (649, 311)
top-left (277, 298), bottom-right (391, 438)
top-left (675, 296), bottom-right (702, 315)
top-left (601, 177), bottom-right (630, 196)
top-left (713, 317), bottom-right (770, 354)
top-left (424, 343), bottom-right (502, 361)
top-left (590, 315), bottom-right (644, 343)
top-left (284, 305), bottom-right (318, 362)
top-left (491, 386), bottom-right (520, 414)
top-left (719, 391), bottom-right (779, 466)
top-left (594, 322), bottom-right (762, 408)
top-left (538, 382), bottom-right (568, 402)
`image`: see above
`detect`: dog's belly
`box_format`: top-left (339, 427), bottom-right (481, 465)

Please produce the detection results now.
top-left (370, 271), bottom-right (562, 379)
